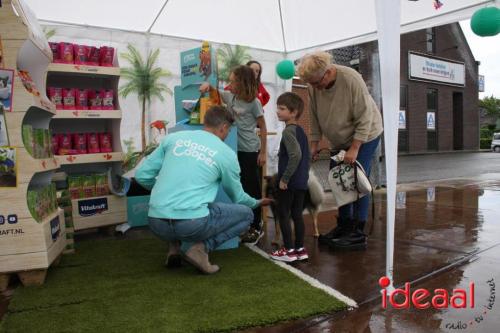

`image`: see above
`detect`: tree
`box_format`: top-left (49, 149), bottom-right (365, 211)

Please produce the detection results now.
top-left (119, 45), bottom-right (172, 151)
top-left (479, 95), bottom-right (500, 117)
top-left (216, 44), bottom-right (251, 83)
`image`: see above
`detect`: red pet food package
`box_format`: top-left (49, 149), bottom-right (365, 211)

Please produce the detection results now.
top-left (73, 133), bottom-right (87, 154)
top-left (57, 133), bottom-right (72, 155)
top-left (100, 89), bottom-right (114, 110)
top-left (87, 133), bottom-right (100, 153)
top-left (87, 46), bottom-right (100, 66)
top-left (75, 89), bottom-right (89, 110)
top-left (51, 134), bottom-right (59, 155)
top-left (48, 87), bottom-right (63, 109)
top-left (99, 133), bottom-right (113, 153)
top-left (49, 42), bottom-right (61, 63)
top-left (62, 88), bottom-right (76, 110)
top-left (73, 44), bottom-right (89, 65)
top-left (99, 46), bottom-right (115, 67)
top-left (88, 90), bottom-right (102, 110)
top-left (58, 42), bottom-right (74, 64)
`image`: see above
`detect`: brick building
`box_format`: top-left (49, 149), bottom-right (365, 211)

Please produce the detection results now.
top-left (293, 23), bottom-right (479, 154)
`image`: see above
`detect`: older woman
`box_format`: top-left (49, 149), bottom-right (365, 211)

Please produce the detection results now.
top-left (297, 51), bottom-right (383, 250)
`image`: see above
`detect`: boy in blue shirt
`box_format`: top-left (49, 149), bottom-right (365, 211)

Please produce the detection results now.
top-left (270, 92), bottom-right (310, 262)
top-left (136, 106), bottom-right (271, 274)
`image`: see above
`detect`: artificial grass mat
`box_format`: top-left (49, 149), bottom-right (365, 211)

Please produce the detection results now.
top-left (1, 238), bottom-right (346, 333)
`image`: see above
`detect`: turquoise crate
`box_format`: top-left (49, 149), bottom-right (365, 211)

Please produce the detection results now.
top-left (127, 195), bottom-right (150, 228)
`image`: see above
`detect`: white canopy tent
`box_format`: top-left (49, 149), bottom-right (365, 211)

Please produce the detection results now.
top-left (23, 0), bottom-right (498, 290)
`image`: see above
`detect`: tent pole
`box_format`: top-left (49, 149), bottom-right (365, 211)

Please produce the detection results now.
top-left (375, 0), bottom-right (401, 292)
top-left (147, 0), bottom-right (170, 33)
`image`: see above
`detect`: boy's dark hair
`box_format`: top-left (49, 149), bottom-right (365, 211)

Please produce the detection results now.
top-left (277, 92), bottom-right (304, 119)
top-left (204, 105), bottom-right (235, 128)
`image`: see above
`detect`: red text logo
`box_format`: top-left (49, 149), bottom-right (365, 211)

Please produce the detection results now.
top-left (379, 276), bottom-right (475, 310)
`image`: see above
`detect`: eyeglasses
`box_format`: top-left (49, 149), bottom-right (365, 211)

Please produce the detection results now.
top-left (309, 69), bottom-right (328, 86)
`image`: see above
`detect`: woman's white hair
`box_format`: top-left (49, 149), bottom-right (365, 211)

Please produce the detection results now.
top-left (297, 51), bottom-right (333, 82)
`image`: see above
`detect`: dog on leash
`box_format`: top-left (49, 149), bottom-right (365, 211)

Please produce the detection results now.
top-left (264, 170), bottom-right (325, 245)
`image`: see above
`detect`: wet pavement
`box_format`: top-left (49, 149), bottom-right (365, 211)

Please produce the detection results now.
top-left (1, 175), bottom-right (500, 332)
top-left (245, 174), bottom-right (500, 332)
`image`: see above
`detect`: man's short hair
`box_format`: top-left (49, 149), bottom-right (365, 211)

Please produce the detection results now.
top-left (204, 105), bottom-right (235, 128)
top-left (277, 92), bottom-right (305, 119)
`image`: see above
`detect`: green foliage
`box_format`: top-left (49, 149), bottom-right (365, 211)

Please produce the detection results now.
top-left (119, 44), bottom-right (172, 151)
top-left (119, 45), bottom-right (172, 105)
top-left (479, 95), bottom-right (500, 117)
top-left (43, 27), bottom-right (56, 40)
top-left (217, 44), bottom-right (252, 82)
top-left (2, 239), bottom-right (346, 333)
top-left (480, 138), bottom-right (492, 149)
top-left (122, 141), bottom-right (159, 172)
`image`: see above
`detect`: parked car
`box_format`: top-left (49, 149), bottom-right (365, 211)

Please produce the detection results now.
top-left (492, 133), bottom-right (500, 152)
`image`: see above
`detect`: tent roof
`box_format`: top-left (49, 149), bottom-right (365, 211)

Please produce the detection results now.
top-left (25, 0), bottom-right (496, 56)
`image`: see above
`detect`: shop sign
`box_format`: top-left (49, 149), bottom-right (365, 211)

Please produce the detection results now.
top-left (409, 52), bottom-right (465, 87)
top-left (427, 112), bottom-right (436, 130)
top-left (399, 110), bottom-right (406, 129)
top-left (50, 215), bottom-right (60, 241)
top-left (180, 43), bottom-right (217, 88)
top-left (78, 197), bottom-right (108, 217)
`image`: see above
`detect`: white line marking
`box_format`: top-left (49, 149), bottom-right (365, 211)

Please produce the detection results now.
top-left (245, 244), bottom-right (358, 308)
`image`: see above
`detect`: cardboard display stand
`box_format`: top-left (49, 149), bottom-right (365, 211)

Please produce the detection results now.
top-left (0, 0), bottom-right (66, 288)
top-left (47, 55), bottom-right (127, 232)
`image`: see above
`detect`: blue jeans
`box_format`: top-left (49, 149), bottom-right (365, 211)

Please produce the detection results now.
top-left (148, 202), bottom-right (253, 252)
top-left (330, 137), bottom-right (380, 221)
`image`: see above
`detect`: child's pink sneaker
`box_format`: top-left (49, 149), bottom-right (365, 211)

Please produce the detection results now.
top-left (295, 247), bottom-right (309, 260)
top-left (270, 248), bottom-right (297, 262)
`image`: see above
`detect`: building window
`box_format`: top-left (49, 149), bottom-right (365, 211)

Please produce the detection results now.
top-left (427, 88), bottom-right (438, 112)
top-left (426, 28), bottom-right (436, 54)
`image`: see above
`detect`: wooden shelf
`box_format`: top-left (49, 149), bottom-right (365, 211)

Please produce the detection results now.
top-left (17, 150), bottom-right (59, 173)
top-left (52, 110), bottom-right (122, 119)
top-left (47, 63), bottom-right (120, 77)
top-left (55, 152), bottom-right (124, 165)
top-left (38, 208), bottom-right (63, 225)
top-left (71, 195), bottom-right (127, 231)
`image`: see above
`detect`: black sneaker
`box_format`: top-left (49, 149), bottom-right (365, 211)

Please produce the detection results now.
top-left (318, 217), bottom-right (351, 244)
top-left (329, 220), bottom-right (368, 251)
top-left (241, 229), bottom-right (265, 245)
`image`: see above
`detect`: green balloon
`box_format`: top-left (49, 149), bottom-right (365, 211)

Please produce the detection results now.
top-left (276, 60), bottom-right (295, 80)
top-left (470, 7), bottom-right (500, 37)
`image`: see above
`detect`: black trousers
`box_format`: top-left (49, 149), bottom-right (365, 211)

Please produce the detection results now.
top-left (237, 151), bottom-right (262, 229)
top-left (277, 189), bottom-right (306, 250)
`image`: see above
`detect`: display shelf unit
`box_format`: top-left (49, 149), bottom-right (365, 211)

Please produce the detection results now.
top-left (0, 0), bottom-right (66, 288)
top-left (46, 32), bottom-right (127, 233)
top-left (55, 152), bottom-right (124, 165)
top-left (47, 63), bottom-right (121, 77)
top-left (71, 195), bottom-right (127, 231)
top-left (52, 109), bottom-right (122, 119)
